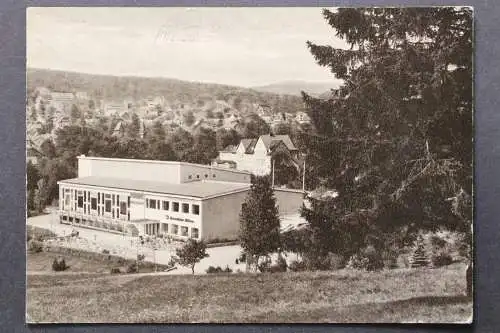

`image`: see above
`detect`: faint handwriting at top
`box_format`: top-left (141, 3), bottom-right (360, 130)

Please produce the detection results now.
top-left (155, 24), bottom-right (201, 44)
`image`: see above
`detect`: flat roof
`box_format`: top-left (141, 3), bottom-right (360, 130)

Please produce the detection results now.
top-left (58, 177), bottom-right (250, 199)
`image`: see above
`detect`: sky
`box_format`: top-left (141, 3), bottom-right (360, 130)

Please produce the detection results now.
top-left (27, 7), bottom-right (347, 87)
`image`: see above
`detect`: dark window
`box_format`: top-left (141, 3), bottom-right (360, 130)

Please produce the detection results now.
top-left (105, 200), bottom-right (111, 212)
top-left (191, 228), bottom-right (199, 239)
top-left (146, 199), bottom-right (149, 208)
top-left (91, 198), bottom-right (97, 210)
top-left (182, 203), bottom-right (189, 213)
top-left (204, 174), bottom-right (208, 178)
top-left (157, 200), bottom-right (161, 210)
top-left (196, 175), bottom-right (200, 179)
top-left (112, 194), bottom-right (115, 205)
top-left (188, 175), bottom-right (192, 180)
top-left (77, 196), bottom-right (84, 208)
top-left (192, 204), bottom-right (200, 215)
top-left (162, 201), bottom-right (169, 211)
top-left (173, 202), bottom-right (179, 212)
top-left (213, 174), bottom-right (216, 178)
top-left (149, 199), bottom-right (156, 209)
top-left (181, 226), bottom-right (188, 236)
top-left (120, 201), bottom-right (127, 215)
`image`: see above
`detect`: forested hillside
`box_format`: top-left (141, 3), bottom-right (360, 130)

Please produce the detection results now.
top-left (27, 68), bottom-right (304, 114)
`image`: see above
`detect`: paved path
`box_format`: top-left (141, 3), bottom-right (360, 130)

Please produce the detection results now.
top-left (28, 213), bottom-right (245, 274)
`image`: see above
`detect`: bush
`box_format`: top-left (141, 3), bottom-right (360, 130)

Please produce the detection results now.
top-left (27, 225), bottom-right (57, 242)
top-left (126, 263), bottom-right (138, 273)
top-left (102, 249), bottom-right (110, 254)
top-left (238, 252), bottom-right (246, 263)
top-left (110, 267), bottom-right (122, 274)
top-left (277, 254), bottom-right (288, 271)
top-left (206, 266), bottom-right (223, 274)
top-left (432, 252), bottom-right (453, 267)
top-left (28, 240), bottom-right (44, 253)
top-left (206, 265), bottom-right (232, 274)
top-left (288, 260), bottom-right (307, 272)
top-left (346, 251), bottom-right (384, 271)
top-left (52, 257), bottom-right (68, 272)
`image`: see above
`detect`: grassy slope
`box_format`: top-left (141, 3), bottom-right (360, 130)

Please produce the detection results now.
top-left (27, 263), bottom-right (472, 323)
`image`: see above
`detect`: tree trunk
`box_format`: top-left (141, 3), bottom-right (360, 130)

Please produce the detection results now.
top-left (191, 265), bottom-right (195, 275)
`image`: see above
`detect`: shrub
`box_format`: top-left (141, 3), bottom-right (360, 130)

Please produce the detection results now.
top-left (110, 267), bottom-right (121, 274)
top-left (102, 249), bottom-right (110, 254)
top-left (238, 252), bottom-right (246, 263)
top-left (277, 254), bottom-right (288, 271)
top-left (52, 257), bottom-right (68, 272)
top-left (126, 263), bottom-right (138, 273)
top-left (28, 240), bottom-right (44, 253)
top-left (410, 235), bottom-right (430, 268)
top-left (346, 251), bottom-right (384, 271)
top-left (137, 254), bottom-right (145, 262)
top-left (289, 260), bottom-right (307, 272)
top-left (206, 266), bottom-right (224, 274)
top-left (223, 265), bottom-right (233, 273)
top-left (27, 225), bottom-right (57, 242)
top-left (432, 252), bottom-right (453, 267)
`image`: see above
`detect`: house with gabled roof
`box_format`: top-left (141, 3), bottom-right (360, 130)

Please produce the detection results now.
top-left (212, 134), bottom-right (300, 176)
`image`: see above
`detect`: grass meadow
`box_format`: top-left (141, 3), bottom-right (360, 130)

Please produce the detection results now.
top-left (26, 262), bottom-right (472, 323)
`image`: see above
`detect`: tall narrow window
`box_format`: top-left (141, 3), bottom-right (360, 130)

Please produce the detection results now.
top-left (77, 191), bottom-right (83, 208)
top-left (192, 204), bottom-right (200, 215)
top-left (172, 202), bottom-right (179, 212)
top-left (149, 199), bottom-right (156, 209)
top-left (91, 197), bottom-right (97, 210)
top-left (162, 201), bottom-right (169, 211)
top-left (120, 201), bottom-right (127, 215)
top-left (182, 203), bottom-right (189, 213)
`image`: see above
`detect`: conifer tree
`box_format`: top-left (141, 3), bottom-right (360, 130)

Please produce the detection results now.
top-left (239, 175), bottom-right (281, 272)
top-left (410, 235), bottom-right (430, 268)
top-left (301, 8), bottom-right (473, 252)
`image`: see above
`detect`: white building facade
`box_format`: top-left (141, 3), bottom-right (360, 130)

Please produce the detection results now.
top-left (213, 134), bottom-right (299, 176)
top-left (57, 156), bottom-right (304, 241)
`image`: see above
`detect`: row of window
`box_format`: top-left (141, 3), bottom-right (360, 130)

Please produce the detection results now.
top-left (144, 223), bottom-right (199, 239)
top-left (63, 188), bottom-right (130, 221)
top-left (146, 199), bottom-right (200, 215)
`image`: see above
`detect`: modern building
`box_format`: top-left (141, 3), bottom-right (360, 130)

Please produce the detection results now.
top-left (57, 156), bottom-right (304, 241)
top-left (212, 134), bottom-right (300, 176)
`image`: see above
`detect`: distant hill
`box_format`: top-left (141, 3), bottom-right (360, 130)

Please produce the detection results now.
top-left (252, 80), bottom-right (341, 97)
top-left (26, 68), bottom-right (304, 111)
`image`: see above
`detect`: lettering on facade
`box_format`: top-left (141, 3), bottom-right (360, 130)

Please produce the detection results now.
top-left (165, 215), bottom-right (194, 223)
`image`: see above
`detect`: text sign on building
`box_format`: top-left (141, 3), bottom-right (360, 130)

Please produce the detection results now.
top-left (165, 215), bottom-right (194, 223)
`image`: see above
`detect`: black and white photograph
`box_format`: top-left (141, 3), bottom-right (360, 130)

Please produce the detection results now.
top-left (26, 7), bottom-right (473, 323)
